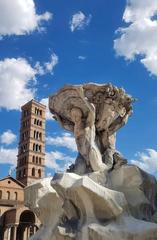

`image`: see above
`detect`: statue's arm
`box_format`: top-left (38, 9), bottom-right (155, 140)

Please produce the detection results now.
top-left (77, 86), bottom-right (95, 127)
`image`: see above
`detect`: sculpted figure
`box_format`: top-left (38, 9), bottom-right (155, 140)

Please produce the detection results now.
top-left (70, 103), bottom-right (107, 172)
top-left (97, 108), bottom-right (132, 169)
top-left (81, 84), bottom-right (133, 169)
top-left (49, 83), bottom-right (133, 173)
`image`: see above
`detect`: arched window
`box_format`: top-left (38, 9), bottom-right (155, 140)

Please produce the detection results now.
top-left (7, 191), bottom-right (10, 200)
top-left (36, 144), bottom-right (38, 152)
top-left (36, 156), bottom-right (38, 164)
top-left (32, 168), bottom-right (35, 176)
top-left (39, 145), bottom-right (42, 152)
top-left (33, 143), bottom-right (35, 151)
top-left (23, 144), bottom-right (27, 152)
top-left (40, 110), bottom-right (42, 116)
top-left (40, 121), bottom-right (42, 126)
top-left (15, 192), bottom-right (18, 200)
top-left (0, 190), bottom-right (2, 199)
top-left (32, 156), bottom-right (35, 163)
top-left (34, 130), bottom-right (36, 139)
top-left (39, 157), bottom-right (41, 164)
top-left (38, 169), bottom-right (41, 178)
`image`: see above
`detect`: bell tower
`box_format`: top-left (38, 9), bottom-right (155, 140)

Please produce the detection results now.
top-left (16, 100), bottom-right (46, 186)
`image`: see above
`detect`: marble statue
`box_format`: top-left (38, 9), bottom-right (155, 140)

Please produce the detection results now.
top-left (25, 83), bottom-right (157, 240)
top-left (49, 83), bottom-right (133, 172)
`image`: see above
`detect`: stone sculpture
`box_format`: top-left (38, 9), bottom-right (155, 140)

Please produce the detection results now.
top-left (49, 83), bottom-right (133, 173)
top-left (25, 83), bottom-right (157, 240)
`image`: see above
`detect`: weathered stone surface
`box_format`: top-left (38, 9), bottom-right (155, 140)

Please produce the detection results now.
top-left (25, 173), bottom-right (157, 240)
top-left (52, 173), bottom-right (128, 222)
top-left (87, 215), bottom-right (157, 240)
top-left (24, 83), bottom-right (157, 239)
top-left (24, 178), bottom-right (63, 240)
top-left (49, 83), bottom-right (133, 172)
top-left (109, 164), bottom-right (157, 222)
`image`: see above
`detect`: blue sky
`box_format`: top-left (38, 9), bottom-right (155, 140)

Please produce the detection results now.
top-left (0, 0), bottom-right (157, 178)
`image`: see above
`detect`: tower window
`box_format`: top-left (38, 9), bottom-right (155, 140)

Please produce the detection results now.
top-left (32, 168), bottom-right (35, 176)
top-left (32, 156), bottom-right (35, 163)
top-left (34, 119), bottom-right (42, 126)
top-left (38, 169), bottom-right (41, 178)
top-left (33, 143), bottom-right (35, 151)
top-left (39, 145), bottom-right (42, 152)
top-left (35, 108), bottom-right (42, 116)
top-left (33, 143), bottom-right (41, 152)
top-left (23, 109), bottom-right (29, 117)
top-left (34, 130), bottom-right (36, 139)
top-left (36, 144), bottom-right (38, 152)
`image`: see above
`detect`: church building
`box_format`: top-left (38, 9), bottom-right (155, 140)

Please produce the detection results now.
top-left (0, 100), bottom-right (46, 240)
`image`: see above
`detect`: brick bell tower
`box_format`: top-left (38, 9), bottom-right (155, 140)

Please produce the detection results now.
top-left (16, 100), bottom-right (46, 186)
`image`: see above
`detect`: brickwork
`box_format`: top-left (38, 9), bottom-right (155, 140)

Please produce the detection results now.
top-left (0, 100), bottom-right (46, 240)
top-left (16, 100), bottom-right (46, 186)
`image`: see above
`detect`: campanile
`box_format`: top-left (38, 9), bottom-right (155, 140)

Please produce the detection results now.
top-left (16, 100), bottom-right (46, 186)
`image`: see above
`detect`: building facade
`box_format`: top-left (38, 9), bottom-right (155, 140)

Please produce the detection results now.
top-left (0, 100), bottom-right (46, 240)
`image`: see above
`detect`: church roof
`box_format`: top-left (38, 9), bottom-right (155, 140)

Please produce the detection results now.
top-left (0, 176), bottom-right (25, 188)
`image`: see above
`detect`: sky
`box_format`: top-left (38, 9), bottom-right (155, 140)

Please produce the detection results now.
top-left (1, 0), bottom-right (157, 179)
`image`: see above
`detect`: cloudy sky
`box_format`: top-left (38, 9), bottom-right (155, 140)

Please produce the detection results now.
top-left (1, 0), bottom-right (157, 178)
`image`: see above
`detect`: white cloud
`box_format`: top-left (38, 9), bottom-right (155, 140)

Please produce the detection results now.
top-left (46, 133), bottom-right (77, 152)
top-left (78, 56), bottom-right (86, 60)
top-left (70, 11), bottom-right (92, 32)
top-left (35, 52), bottom-right (59, 75)
top-left (0, 0), bottom-right (52, 36)
top-left (0, 58), bottom-right (36, 110)
top-left (0, 130), bottom-right (16, 145)
top-left (0, 52), bottom-right (58, 111)
top-left (44, 53), bottom-right (59, 73)
top-left (45, 150), bottom-right (75, 171)
top-left (36, 51), bottom-right (58, 76)
top-left (114, 0), bottom-right (157, 76)
top-left (0, 147), bottom-right (17, 166)
top-left (131, 148), bottom-right (157, 174)
top-left (40, 98), bottom-right (53, 120)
